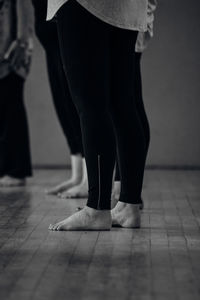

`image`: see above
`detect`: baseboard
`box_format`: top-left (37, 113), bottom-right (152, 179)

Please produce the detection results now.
top-left (33, 164), bottom-right (200, 170)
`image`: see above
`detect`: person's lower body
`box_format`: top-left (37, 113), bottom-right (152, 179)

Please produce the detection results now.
top-left (49, 0), bottom-right (146, 230)
top-left (0, 73), bottom-right (32, 186)
top-left (34, 13), bottom-right (88, 197)
top-left (46, 52), bottom-right (89, 198)
top-left (112, 52), bottom-right (150, 210)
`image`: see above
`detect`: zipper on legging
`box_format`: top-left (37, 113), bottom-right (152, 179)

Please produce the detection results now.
top-left (97, 155), bottom-right (101, 210)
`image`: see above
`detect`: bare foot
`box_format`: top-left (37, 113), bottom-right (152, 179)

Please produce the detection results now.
top-left (0, 176), bottom-right (26, 187)
top-left (60, 180), bottom-right (88, 199)
top-left (46, 178), bottom-right (81, 195)
top-left (46, 154), bottom-right (83, 195)
top-left (49, 206), bottom-right (111, 231)
top-left (111, 202), bottom-right (141, 228)
top-left (60, 157), bottom-right (88, 199)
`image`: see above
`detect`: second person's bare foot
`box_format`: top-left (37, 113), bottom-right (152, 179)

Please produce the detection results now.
top-left (46, 178), bottom-right (81, 195)
top-left (60, 157), bottom-right (88, 198)
top-left (60, 180), bottom-right (88, 198)
top-left (45, 154), bottom-right (83, 195)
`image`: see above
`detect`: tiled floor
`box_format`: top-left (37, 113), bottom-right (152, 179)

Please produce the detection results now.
top-left (0, 169), bottom-right (199, 300)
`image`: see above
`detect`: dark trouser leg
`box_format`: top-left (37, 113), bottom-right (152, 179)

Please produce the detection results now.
top-left (0, 73), bottom-right (32, 178)
top-left (135, 53), bottom-right (150, 155)
top-left (34, 7), bottom-right (84, 155)
top-left (45, 45), bottom-right (84, 155)
top-left (57, 1), bottom-right (116, 210)
top-left (115, 160), bottom-right (121, 182)
top-left (115, 53), bottom-right (150, 182)
top-left (110, 30), bottom-right (146, 205)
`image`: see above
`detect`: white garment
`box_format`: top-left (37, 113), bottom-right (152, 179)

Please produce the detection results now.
top-left (47, 0), bottom-right (148, 32)
top-left (136, 0), bottom-right (157, 52)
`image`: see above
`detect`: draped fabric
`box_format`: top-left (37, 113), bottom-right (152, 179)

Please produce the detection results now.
top-left (47, 0), bottom-right (148, 32)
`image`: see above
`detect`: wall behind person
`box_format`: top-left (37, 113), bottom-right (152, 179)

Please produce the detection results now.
top-left (25, 0), bottom-right (200, 168)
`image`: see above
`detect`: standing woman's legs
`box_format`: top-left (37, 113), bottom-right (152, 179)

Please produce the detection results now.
top-left (45, 48), bottom-right (86, 196)
top-left (0, 73), bottom-right (32, 185)
top-left (109, 28), bottom-right (146, 227)
top-left (34, 14), bottom-right (83, 156)
top-left (50, 1), bottom-right (116, 231)
top-left (33, 1), bottom-right (88, 196)
top-left (45, 49), bottom-right (89, 197)
top-left (45, 33), bottom-right (84, 157)
top-left (49, 1), bottom-right (146, 230)
top-left (112, 52), bottom-right (150, 208)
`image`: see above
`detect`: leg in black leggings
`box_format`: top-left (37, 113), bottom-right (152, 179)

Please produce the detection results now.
top-left (44, 33), bottom-right (84, 156)
top-left (115, 52), bottom-right (150, 180)
top-left (114, 52), bottom-right (150, 208)
top-left (50, 1), bottom-right (146, 230)
top-left (135, 53), bottom-right (150, 153)
top-left (32, 0), bottom-right (83, 156)
top-left (109, 30), bottom-right (146, 206)
top-left (32, 0), bottom-right (89, 196)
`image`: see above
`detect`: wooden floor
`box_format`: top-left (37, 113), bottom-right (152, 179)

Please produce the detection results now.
top-left (0, 170), bottom-right (200, 300)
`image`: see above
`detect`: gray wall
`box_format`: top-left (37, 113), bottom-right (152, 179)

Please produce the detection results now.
top-left (25, 0), bottom-right (200, 168)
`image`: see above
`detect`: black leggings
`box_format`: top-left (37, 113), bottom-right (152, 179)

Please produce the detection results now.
top-left (57, 0), bottom-right (147, 209)
top-left (32, 0), bottom-right (83, 155)
top-left (115, 53), bottom-right (150, 181)
top-left (0, 73), bottom-right (32, 178)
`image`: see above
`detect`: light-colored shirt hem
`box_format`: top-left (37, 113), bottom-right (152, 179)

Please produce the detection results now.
top-left (75, 1), bottom-right (147, 32)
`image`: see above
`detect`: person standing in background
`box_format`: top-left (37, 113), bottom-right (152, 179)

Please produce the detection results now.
top-left (31, 0), bottom-right (88, 198)
top-left (0, 0), bottom-right (33, 187)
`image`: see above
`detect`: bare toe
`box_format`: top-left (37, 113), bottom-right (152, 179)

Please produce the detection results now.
top-left (57, 223), bottom-right (65, 231)
top-left (50, 222), bottom-right (60, 231)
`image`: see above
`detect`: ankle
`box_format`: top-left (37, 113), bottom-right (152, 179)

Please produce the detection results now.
top-left (80, 158), bottom-right (88, 184)
top-left (116, 202), bottom-right (140, 210)
top-left (86, 206), bottom-right (111, 215)
top-left (113, 201), bottom-right (126, 211)
top-left (79, 176), bottom-right (88, 186)
top-left (70, 176), bottom-right (82, 184)
top-left (70, 154), bottom-right (83, 182)
top-left (113, 181), bottom-right (121, 194)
